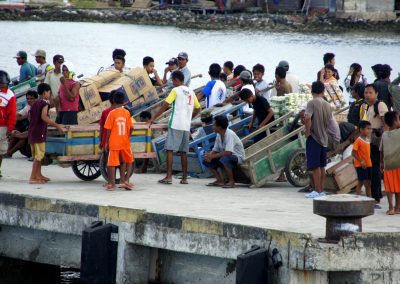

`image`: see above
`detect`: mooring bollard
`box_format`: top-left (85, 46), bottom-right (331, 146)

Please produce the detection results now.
top-left (313, 194), bottom-right (375, 242)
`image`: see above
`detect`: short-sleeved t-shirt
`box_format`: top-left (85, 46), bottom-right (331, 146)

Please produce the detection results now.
top-left (353, 137), bottom-right (372, 167)
top-left (28, 99), bottom-right (49, 144)
top-left (202, 79), bottom-right (227, 108)
top-left (255, 80), bottom-right (270, 100)
top-left (20, 62), bottom-right (37, 82)
top-left (59, 79), bottom-right (80, 112)
top-left (44, 70), bottom-right (63, 98)
top-left (252, 95), bottom-right (274, 126)
top-left (306, 97), bottom-right (332, 147)
top-left (364, 101), bottom-right (388, 129)
top-left (165, 86), bottom-right (201, 131)
top-left (37, 63), bottom-right (53, 82)
top-left (104, 108), bottom-right (133, 150)
top-left (213, 129), bottom-right (245, 164)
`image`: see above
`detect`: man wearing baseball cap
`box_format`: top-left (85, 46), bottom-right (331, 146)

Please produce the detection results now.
top-left (278, 60), bottom-right (299, 93)
top-left (177, 52), bottom-right (191, 87)
top-left (34, 49), bottom-right (53, 83)
top-left (14, 51), bottom-right (37, 83)
top-left (163, 57), bottom-right (179, 94)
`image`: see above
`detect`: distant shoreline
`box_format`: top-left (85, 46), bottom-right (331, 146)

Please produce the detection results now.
top-left (0, 7), bottom-right (399, 33)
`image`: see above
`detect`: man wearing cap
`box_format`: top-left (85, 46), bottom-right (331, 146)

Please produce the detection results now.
top-left (44, 55), bottom-right (64, 112)
top-left (34, 49), bottom-right (53, 83)
top-left (163, 57), bottom-right (179, 94)
top-left (14, 51), bottom-right (37, 83)
top-left (177, 52), bottom-right (191, 87)
top-left (278, 60), bottom-right (299, 93)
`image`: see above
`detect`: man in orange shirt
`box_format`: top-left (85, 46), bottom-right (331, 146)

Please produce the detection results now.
top-left (352, 120), bottom-right (373, 197)
top-left (104, 91), bottom-right (134, 191)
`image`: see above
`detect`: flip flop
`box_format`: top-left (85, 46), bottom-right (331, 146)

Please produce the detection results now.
top-left (29, 179), bottom-right (45, 184)
top-left (40, 176), bottom-right (51, 182)
top-left (206, 182), bottom-right (224, 187)
top-left (222, 184), bottom-right (235, 188)
top-left (158, 179), bottom-right (172, 185)
top-left (118, 183), bottom-right (134, 191)
top-left (386, 209), bottom-right (395, 215)
top-left (180, 180), bottom-right (188, 185)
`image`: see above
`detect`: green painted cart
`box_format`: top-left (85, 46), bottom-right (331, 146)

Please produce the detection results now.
top-left (236, 112), bottom-right (309, 188)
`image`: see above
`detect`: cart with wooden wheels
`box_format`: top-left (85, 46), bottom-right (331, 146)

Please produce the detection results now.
top-left (235, 112), bottom-right (309, 188)
top-left (45, 123), bottom-right (167, 182)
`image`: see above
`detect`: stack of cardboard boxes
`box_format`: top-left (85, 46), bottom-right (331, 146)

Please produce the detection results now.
top-left (77, 68), bottom-right (159, 125)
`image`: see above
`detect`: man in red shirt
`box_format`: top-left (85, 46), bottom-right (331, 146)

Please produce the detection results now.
top-left (0, 70), bottom-right (16, 178)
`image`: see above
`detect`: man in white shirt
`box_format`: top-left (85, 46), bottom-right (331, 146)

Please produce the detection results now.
top-left (149, 71), bottom-right (201, 185)
top-left (278, 60), bottom-right (299, 93)
top-left (34, 49), bottom-right (52, 83)
top-left (44, 54), bottom-right (64, 112)
top-left (177, 52), bottom-right (191, 87)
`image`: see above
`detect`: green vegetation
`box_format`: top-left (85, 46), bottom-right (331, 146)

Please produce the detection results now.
top-left (70, 0), bottom-right (98, 8)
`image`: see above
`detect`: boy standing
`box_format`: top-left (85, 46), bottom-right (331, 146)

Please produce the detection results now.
top-left (28, 83), bottom-right (64, 184)
top-left (198, 63), bottom-right (227, 108)
top-left (274, 67), bottom-right (293, 96)
top-left (149, 71), bottom-right (201, 185)
top-left (104, 92), bottom-right (134, 191)
top-left (352, 120), bottom-right (373, 197)
top-left (223, 61), bottom-right (234, 80)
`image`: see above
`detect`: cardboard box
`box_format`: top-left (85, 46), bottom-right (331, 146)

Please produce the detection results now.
top-left (142, 89), bottom-right (159, 103)
top-left (131, 97), bottom-right (145, 109)
top-left (98, 79), bottom-right (138, 105)
top-left (79, 84), bottom-right (102, 110)
top-left (78, 100), bottom-right (111, 125)
top-left (82, 70), bottom-right (122, 89)
top-left (124, 68), bottom-right (159, 101)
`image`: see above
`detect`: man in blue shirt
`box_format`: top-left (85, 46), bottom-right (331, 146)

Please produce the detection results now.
top-left (14, 51), bottom-right (37, 83)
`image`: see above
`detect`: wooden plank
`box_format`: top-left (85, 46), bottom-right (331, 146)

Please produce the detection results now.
top-left (326, 156), bottom-right (353, 175)
top-left (58, 155), bottom-right (100, 162)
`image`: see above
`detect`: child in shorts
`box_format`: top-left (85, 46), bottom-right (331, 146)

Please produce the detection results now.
top-left (28, 83), bottom-right (64, 184)
top-left (104, 91), bottom-right (134, 191)
top-left (380, 111), bottom-right (400, 215)
top-left (352, 120), bottom-right (372, 196)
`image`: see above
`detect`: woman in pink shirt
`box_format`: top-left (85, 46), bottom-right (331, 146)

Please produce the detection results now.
top-left (57, 62), bottom-right (80, 125)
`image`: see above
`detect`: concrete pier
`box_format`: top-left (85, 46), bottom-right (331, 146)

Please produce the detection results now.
top-left (1, 155), bottom-right (400, 283)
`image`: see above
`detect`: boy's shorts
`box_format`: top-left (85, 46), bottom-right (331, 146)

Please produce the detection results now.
top-left (30, 143), bottom-right (45, 161)
top-left (356, 167), bottom-right (372, 181)
top-left (165, 128), bottom-right (190, 153)
top-left (107, 149), bottom-right (133, 167)
top-left (0, 127), bottom-right (8, 155)
top-left (306, 136), bottom-right (327, 170)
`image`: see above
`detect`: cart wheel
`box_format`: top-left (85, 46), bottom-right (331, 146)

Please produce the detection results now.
top-left (72, 160), bottom-right (101, 181)
top-left (285, 149), bottom-right (309, 187)
top-left (100, 152), bottom-right (134, 184)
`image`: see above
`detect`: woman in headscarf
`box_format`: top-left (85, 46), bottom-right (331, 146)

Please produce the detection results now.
top-left (57, 62), bottom-right (80, 125)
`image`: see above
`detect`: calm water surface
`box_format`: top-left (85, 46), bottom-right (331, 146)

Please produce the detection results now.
top-left (1, 21), bottom-right (400, 89)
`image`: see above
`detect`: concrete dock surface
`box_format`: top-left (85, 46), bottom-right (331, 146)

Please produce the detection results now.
top-left (2, 154), bottom-right (400, 238)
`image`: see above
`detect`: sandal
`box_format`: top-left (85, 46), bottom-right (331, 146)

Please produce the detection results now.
top-left (180, 180), bottom-right (188, 185)
top-left (118, 182), bottom-right (134, 191)
top-left (206, 182), bottom-right (224, 187)
top-left (158, 179), bottom-right (172, 185)
top-left (222, 184), bottom-right (235, 188)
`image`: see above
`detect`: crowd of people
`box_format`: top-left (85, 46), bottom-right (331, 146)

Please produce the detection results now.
top-left (0, 49), bottom-right (400, 214)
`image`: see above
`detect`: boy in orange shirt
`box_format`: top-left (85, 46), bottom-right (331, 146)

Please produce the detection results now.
top-left (352, 120), bottom-right (373, 196)
top-left (104, 91), bottom-right (134, 191)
